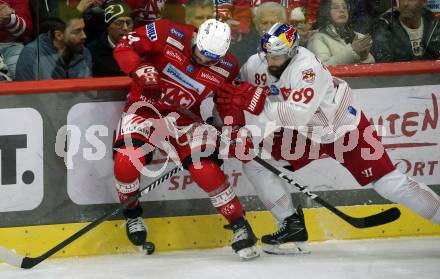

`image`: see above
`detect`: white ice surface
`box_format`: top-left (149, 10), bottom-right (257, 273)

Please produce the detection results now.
top-left (1, 237), bottom-right (439, 279)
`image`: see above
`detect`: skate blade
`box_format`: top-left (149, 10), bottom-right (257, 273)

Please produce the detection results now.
top-left (237, 246), bottom-right (260, 260)
top-left (262, 242), bottom-right (311, 255)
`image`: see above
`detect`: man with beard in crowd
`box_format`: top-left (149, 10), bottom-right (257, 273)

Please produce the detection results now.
top-left (15, 11), bottom-right (91, 80)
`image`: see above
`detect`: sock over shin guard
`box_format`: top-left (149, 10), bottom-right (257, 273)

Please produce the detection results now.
top-left (114, 146), bottom-right (146, 208)
top-left (188, 159), bottom-right (244, 223)
top-left (243, 160), bottom-right (295, 223)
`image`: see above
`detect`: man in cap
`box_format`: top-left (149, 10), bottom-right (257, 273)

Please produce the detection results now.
top-left (88, 0), bottom-right (134, 77)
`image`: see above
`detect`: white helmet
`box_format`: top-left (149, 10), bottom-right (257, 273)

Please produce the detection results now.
top-left (196, 19), bottom-right (231, 60)
top-left (260, 23), bottom-right (299, 58)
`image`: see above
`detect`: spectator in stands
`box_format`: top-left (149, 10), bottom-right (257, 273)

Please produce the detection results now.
top-left (347, 0), bottom-right (391, 34)
top-left (290, 6), bottom-right (317, 46)
top-left (30, 1), bottom-right (59, 36)
top-left (0, 52), bottom-right (11, 81)
top-left (15, 13), bottom-right (91, 80)
top-left (253, 2), bottom-right (288, 37)
top-left (58, 0), bottom-right (104, 15)
top-left (307, 0), bottom-right (375, 65)
top-left (58, 0), bottom-right (106, 44)
top-left (126, 0), bottom-right (166, 27)
top-left (184, 0), bottom-right (214, 28)
top-left (230, 1), bottom-right (288, 65)
top-left (88, 0), bottom-right (133, 77)
top-left (0, 0), bottom-right (33, 80)
top-left (372, 0), bottom-right (440, 62)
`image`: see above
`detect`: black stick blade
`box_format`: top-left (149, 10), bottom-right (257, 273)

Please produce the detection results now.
top-left (21, 256), bottom-right (43, 269)
top-left (348, 207), bottom-right (401, 228)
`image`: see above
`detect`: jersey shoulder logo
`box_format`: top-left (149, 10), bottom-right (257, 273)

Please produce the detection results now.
top-left (168, 28), bottom-right (185, 40)
top-left (302, 68), bottom-right (315, 84)
top-left (146, 23), bottom-right (158, 41)
top-left (218, 59), bottom-right (234, 69)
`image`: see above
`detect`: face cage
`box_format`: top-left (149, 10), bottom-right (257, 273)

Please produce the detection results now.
top-left (258, 48), bottom-right (292, 64)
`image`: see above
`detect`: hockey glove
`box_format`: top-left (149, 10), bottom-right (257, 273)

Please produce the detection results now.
top-left (131, 63), bottom-right (162, 100)
top-left (215, 82), bottom-right (270, 116)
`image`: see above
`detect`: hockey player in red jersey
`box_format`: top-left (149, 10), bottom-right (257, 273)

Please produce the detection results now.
top-left (112, 18), bottom-right (259, 260)
top-left (215, 23), bottom-right (440, 254)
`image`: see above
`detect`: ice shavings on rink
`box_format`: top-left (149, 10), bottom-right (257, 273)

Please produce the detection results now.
top-left (0, 237), bottom-right (439, 279)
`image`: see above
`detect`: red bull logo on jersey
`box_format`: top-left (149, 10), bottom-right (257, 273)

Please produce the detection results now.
top-left (302, 68), bottom-right (316, 83)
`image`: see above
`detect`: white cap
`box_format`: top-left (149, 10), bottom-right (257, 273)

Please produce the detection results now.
top-left (196, 19), bottom-right (231, 59)
top-left (290, 7), bottom-right (305, 22)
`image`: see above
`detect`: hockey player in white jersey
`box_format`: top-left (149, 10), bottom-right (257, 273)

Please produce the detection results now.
top-left (215, 23), bottom-right (440, 254)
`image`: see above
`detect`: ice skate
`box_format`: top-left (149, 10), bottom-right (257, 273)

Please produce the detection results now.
top-left (224, 217), bottom-right (260, 260)
top-left (262, 206), bottom-right (310, 255)
top-left (124, 206), bottom-right (147, 246)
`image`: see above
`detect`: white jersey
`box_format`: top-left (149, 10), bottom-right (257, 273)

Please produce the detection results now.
top-left (240, 47), bottom-right (360, 143)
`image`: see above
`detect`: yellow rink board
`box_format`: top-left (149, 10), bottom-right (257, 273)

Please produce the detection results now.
top-left (1, 204), bottom-right (439, 260)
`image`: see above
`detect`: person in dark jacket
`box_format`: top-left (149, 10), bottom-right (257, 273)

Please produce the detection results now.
top-left (372, 0), bottom-right (440, 62)
top-left (87, 0), bottom-right (133, 77)
top-left (15, 14), bottom-right (91, 80)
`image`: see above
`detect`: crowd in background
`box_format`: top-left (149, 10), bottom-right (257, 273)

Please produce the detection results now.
top-left (0, 0), bottom-right (439, 81)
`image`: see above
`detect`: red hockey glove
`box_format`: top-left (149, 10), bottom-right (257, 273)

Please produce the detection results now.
top-left (131, 63), bottom-right (162, 100)
top-left (215, 102), bottom-right (246, 127)
top-left (227, 127), bottom-right (254, 163)
top-left (215, 82), bottom-right (270, 116)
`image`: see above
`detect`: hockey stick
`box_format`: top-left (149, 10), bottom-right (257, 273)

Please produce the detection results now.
top-left (162, 96), bottom-right (401, 229)
top-left (0, 166), bottom-right (182, 269)
top-left (253, 157), bottom-right (401, 228)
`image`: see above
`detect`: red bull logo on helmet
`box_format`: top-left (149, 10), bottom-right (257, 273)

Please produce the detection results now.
top-left (277, 25), bottom-right (296, 48)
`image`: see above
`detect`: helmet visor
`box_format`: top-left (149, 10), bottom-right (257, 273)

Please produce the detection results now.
top-left (193, 47), bottom-right (221, 66)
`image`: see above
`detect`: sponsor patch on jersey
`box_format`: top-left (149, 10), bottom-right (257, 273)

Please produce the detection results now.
top-left (269, 84), bottom-right (280, 96)
top-left (197, 70), bottom-right (224, 86)
top-left (164, 45), bottom-right (185, 65)
top-left (347, 106), bottom-right (357, 116)
top-left (219, 59), bottom-right (233, 69)
top-left (209, 65), bottom-right (230, 77)
top-left (163, 87), bottom-right (196, 109)
top-left (280, 87), bottom-right (291, 100)
top-left (302, 68), bottom-right (315, 83)
top-left (186, 65), bottom-right (194, 73)
top-left (166, 36), bottom-right (184, 50)
top-left (168, 27), bottom-right (185, 40)
top-left (120, 114), bottom-right (152, 137)
top-left (146, 23), bottom-right (158, 41)
top-left (163, 63), bottom-right (206, 94)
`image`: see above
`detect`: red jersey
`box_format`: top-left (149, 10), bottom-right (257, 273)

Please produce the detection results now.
top-left (114, 19), bottom-right (240, 126)
top-left (126, 0), bottom-right (167, 25)
top-left (0, 0), bottom-right (32, 42)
